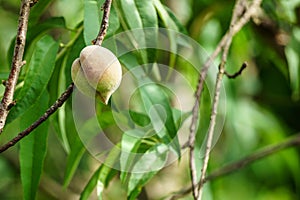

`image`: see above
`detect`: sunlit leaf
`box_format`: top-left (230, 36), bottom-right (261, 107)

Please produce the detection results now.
top-left (80, 144), bottom-right (120, 200)
top-left (7, 35), bottom-right (59, 123)
top-left (120, 130), bottom-right (143, 182)
top-left (139, 83), bottom-right (181, 157)
top-left (84, 0), bottom-right (102, 45)
top-left (127, 143), bottom-right (168, 199)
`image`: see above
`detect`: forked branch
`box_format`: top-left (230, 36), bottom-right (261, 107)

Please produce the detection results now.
top-left (169, 133), bottom-right (300, 200)
top-left (0, 0), bottom-right (113, 153)
top-left (188, 0), bottom-right (263, 199)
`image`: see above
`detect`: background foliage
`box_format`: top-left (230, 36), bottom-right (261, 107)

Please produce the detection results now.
top-left (0, 0), bottom-right (299, 199)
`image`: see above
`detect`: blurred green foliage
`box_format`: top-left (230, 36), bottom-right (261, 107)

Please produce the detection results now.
top-left (0, 0), bottom-right (299, 199)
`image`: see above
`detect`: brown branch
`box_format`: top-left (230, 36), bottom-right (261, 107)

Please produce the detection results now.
top-left (29, 0), bottom-right (39, 7)
top-left (188, 0), bottom-right (263, 199)
top-left (0, 83), bottom-right (74, 153)
top-left (169, 134), bottom-right (300, 200)
top-left (93, 0), bottom-right (112, 46)
top-left (224, 62), bottom-right (247, 79)
top-left (197, 1), bottom-right (262, 199)
top-left (0, 0), bottom-right (32, 134)
top-left (205, 134), bottom-right (300, 182)
top-left (0, 0), bottom-right (113, 153)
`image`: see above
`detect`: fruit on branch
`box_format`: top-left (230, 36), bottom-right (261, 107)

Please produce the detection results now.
top-left (71, 45), bottom-right (122, 104)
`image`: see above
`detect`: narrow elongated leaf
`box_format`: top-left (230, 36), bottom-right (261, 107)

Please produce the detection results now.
top-left (120, 0), bottom-right (143, 29)
top-left (285, 28), bottom-right (300, 99)
top-left (153, 0), bottom-right (177, 30)
top-left (63, 103), bottom-right (85, 187)
top-left (20, 91), bottom-right (49, 200)
top-left (80, 144), bottom-right (120, 200)
top-left (120, 130), bottom-right (144, 182)
top-left (135, 0), bottom-right (157, 28)
top-left (8, 17), bottom-right (66, 68)
top-left (117, 0), bottom-right (149, 64)
top-left (27, 17), bottom-right (66, 43)
top-left (153, 0), bottom-right (181, 67)
top-left (84, 0), bottom-right (101, 45)
top-left (61, 32), bottom-right (86, 187)
top-left (128, 144), bottom-right (168, 198)
top-left (165, 7), bottom-right (188, 34)
top-left (139, 84), bottom-right (181, 157)
top-left (106, 6), bottom-right (121, 37)
top-left (47, 55), bottom-right (71, 153)
top-left (7, 35), bottom-right (59, 123)
top-left (135, 0), bottom-right (158, 64)
top-left (80, 165), bottom-right (102, 200)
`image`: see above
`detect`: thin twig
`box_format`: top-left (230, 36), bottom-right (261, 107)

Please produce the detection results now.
top-left (0, 0), bottom-right (32, 133)
top-left (0, 84), bottom-right (74, 153)
top-left (0, 0), bottom-right (113, 153)
top-left (224, 62), bottom-right (247, 79)
top-left (93, 0), bottom-right (113, 46)
top-left (205, 134), bottom-right (300, 182)
top-left (197, 1), bottom-right (262, 199)
top-left (188, 0), bottom-right (263, 199)
top-left (169, 133), bottom-right (300, 200)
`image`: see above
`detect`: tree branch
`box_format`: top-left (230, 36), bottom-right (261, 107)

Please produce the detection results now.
top-left (0, 0), bottom-right (113, 153)
top-left (169, 133), bottom-right (300, 200)
top-left (224, 62), bottom-right (247, 79)
top-left (93, 0), bottom-right (113, 46)
top-left (0, 0), bottom-right (32, 133)
top-left (188, 0), bottom-right (263, 199)
top-left (0, 83), bottom-right (74, 153)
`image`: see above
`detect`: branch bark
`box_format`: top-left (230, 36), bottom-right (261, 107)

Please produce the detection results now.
top-left (0, 84), bottom-right (74, 153)
top-left (0, 0), bottom-right (114, 153)
top-left (188, 0), bottom-right (263, 199)
top-left (93, 0), bottom-right (113, 46)
top-left (0, 0), bottom-right (32, 133)
top-left (169, 133), bottom-right (300, 200)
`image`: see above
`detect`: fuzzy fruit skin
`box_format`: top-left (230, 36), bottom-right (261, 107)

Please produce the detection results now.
top-left (71, 45), bottom-right (122, 104)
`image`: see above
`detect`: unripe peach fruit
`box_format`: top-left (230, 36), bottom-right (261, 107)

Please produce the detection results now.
top-left (71, 45), bottom-right (122, 104)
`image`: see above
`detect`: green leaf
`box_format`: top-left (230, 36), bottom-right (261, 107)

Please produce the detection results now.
top-left (164, 6), bottom-right (188, 34)
top-left (84, 0), bottom-right (102, 45)
top-left (80, 144), bottom-right (120, 200)
top-left (106, 6), bottom-right (121, 37)
top-left (135, 0), bottom-right (158, 28)
top-left (65, 30), bottom-right (85, 84)
top-left (7, 35), bottom-right (59, 123)
top-left (80, 165), bottom-right (103, 200)
top-left (135, 0), bottom-right (158, 64)
top-left (153, 0), bottom-right (177, 30)
top-left (129, 110), bottom-right (151, 127)
top-left (27, 17), bottom-right (67, 43)
top-left (128, 143), bottom-right (168, 198)
top-left (153, 0), bottom-right (183, 67)
top-left (57, 32), bottom-right (85, 187)
top-left (139, 83), bottom-right (181, 157)
top-left (172, 108), bottom-right (192, 130)
top-left (120, 0), bottom-right (143, 29)
top-left (29, 0), bottom-right (53, 24)
top-left (117, 0), bottom-right (149, 64)
top-left (120, 130), bottom-right (144, 182)
top-left (63, 103), bottom-right (85, 187)
top-left (285, 27), bottom-right (300, 100)
top-left (19, 90), bottom-right (49, 200)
